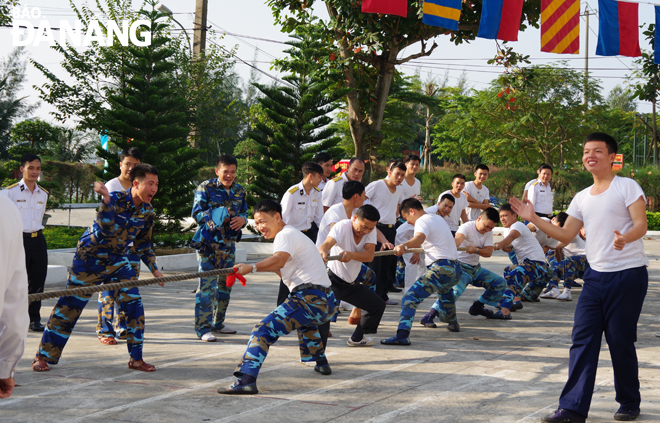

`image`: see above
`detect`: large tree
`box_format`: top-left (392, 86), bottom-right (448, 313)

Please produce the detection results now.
top-left (267, 0), bottom-right (541, 159)
top-left (0, 47), bottom-right (35, 159)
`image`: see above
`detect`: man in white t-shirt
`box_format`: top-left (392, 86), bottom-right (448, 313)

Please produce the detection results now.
top-left (366, 162), bottom-right (406, 304)
top-left (316, 180), bottom-right (366, 248)
top-left (512, 133), bottom-right (649, 423)
top-left (318, 205), bottom-right (386, 347)
top-left (539, 212), bottom-right (589, 301)
top-left (219, 200), bottom-right (337, 395)
top-left (492, 204), bottom-right (550, 319)
top-left (322, 158), bottom-right (365, 212)
top-left (314, 152), bottom-right (333, 193)
top-left (437, 173), bottom-right (469, 235)
top-left (97, 147), bottom-right (142, 344)
top-left (419, 208), bottom-right (506, 331)
top-left (463, 164), bottom-right (491, 222)
top-left (380, 199), bottom-right (461, 346)
top-left (401, 154), bottom-right (423, 201)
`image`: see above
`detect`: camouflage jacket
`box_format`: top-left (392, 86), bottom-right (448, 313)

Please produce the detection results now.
top-left (77, 190), bottom-right (158, 273)
top-left (190, 180), bottom-right (248, 262)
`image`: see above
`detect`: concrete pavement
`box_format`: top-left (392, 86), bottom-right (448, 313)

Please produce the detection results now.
top-left (3, 238), bottom-right (660, 422)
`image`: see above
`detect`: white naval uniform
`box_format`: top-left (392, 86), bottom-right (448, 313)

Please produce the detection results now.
top-left (525, 179), bottom-right (553, 216)
top-left (281, 181), bottom-right (323, 231)
top-left (322, 172), bottom-right (348, 208)
top-left (1, 179), bottom-right (49, 233)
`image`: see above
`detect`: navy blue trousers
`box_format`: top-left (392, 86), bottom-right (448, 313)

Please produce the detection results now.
top-left (558, 266), bottom-right (648, 417)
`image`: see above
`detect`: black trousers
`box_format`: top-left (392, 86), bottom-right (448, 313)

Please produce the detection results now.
top-left (367, 224), bottom-right (396, 301)
top-left (23, 231), bottom-right (48, 323)
top-left (327, 270), bottom-right (385, 333)
top-left (276, 223), bottom-right (318, 306)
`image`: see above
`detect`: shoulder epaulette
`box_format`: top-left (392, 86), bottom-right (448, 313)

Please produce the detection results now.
top-left (288, 186), bottom-right (298, 194)
top-left (5, 182), bottom-right (18, 190)
top-left (332, 175), bottom-right (342, 182)
top-left (313, 186), bottom-right (320, 192)
top-left (532, 181), bottom-right (539, 186)
top-left (38, 184), bottom-right (49, 195)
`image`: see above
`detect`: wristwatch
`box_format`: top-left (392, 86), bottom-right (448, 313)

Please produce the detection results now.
top-left (475, 248), bottom-right (480, 254)
top-left (251, 264), bottom-right (258, 273)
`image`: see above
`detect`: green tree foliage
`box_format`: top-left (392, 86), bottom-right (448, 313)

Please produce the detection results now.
top-left (266, 0), bottom-right (541, 159)
top-left (631, 24), bottom-right (659, 166)
top-left (607, 84), bottom-right (636, 113)
top-left (97, 3), bottom-right (202, 231)
top-left (0, 47), bottom-right (35, 159)
top-left (434, 64), bottom-right (613, 168)
top-left (0, 0), bottom-right (19, 26)
top-left (248, 25), bottom-right (348, 201)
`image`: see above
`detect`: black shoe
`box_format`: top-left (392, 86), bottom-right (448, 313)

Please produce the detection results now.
top-left (388, 287), bottom-right (403, 293)
top-left (571, 281), bottom-right (582, 288)
top-left (30, 322), bottom-right (45, 332)
top-left (446, 322), bottom-right (460, 332)
top-left (541, 408), bottom-right (586, 423)
top-left (217, 380), bottom-right (259, 395)
top-left (468, 301), bottom-right (494, 318)
top-left (314, 364), bottom-right (332, 375)
top-left (614, 407), bottom-right (640, 421)
top-left (511, 302), bottom-right (523, 312)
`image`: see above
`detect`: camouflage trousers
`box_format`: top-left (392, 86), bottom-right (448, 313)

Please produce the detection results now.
top-left (97, 252), bottom-right (140, 338)
top-left (431, 262), bottom-right (506, 324)
top-left (500, 258), bottom-right (550, 310)
top-left (395, 256), bottom-right (405, 288)
top-left (37, 254), bottom-right (145, 364)
top-left (397, 259), bottom-right (462, 332)
top-left (195, 247), bottom-right (235, 337)
top-left (234, 286), bottom-right (337, 378)
top-left (546, 251), bottom-right (589, 289)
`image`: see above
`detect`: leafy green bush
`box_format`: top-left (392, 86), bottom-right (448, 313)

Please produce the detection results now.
top-left (44, 226), bottom-right (195, 250)
top-left (648, 212), bottom-right (660, 231)
top-left (631, 168), bottom-right (660, 212)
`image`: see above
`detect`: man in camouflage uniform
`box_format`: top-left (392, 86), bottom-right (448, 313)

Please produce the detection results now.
top-left (32, 164), bottom-right (163, 372)
top-left (191, 155), bottom-right (247, 341)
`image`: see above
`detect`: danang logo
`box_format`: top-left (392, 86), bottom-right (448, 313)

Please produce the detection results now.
top-left (11, 7), bottom-right (152, 47)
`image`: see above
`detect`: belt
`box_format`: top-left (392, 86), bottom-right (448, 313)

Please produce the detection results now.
top-left (377, 223), bottom-right (394, 229)
top-left (23, 230), bottom-right (43, 238)
top-left (535, 212), bottom-right (551, 218)
top-left (291, 283), bottom-right (332, 294)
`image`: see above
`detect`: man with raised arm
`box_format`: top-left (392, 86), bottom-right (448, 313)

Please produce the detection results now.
top-left (218, 200), bottom-right (337, 395)
top-left (512, 133), bottom-right (648, 423)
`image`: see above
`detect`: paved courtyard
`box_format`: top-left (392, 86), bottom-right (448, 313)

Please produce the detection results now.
top-left (3, 236), bottom-right (660, 422)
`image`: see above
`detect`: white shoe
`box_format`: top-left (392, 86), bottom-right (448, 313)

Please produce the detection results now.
top-left (540, 287), bottom-right (561, 299)
top-left (556, 289), bottom-right (573, 301)
top-left (201, 332), bottom-right (217, 342)
top-left (347, 337), bottom-right (374, 347)
top-left (299, 360), bottom-right (316, 367)
top-left (339, 301), bottom-right (353, 311)
top-left (655, 331), bottom-right (660, 338)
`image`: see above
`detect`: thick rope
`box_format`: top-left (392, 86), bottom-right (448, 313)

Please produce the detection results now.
top-left (28, 248), bottom-right (431, 303)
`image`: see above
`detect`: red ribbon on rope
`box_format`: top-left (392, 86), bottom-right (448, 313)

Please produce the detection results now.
top-left (226, 267), bottom-right (247, 288)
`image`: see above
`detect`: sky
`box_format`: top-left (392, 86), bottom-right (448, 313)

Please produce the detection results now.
top-left (0, 0), bottom-right (656, 127)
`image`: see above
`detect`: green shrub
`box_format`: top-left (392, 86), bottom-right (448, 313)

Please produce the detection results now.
top-left (44, 226), bottom-right (195, 250)
top-left (631, 168), bottom-right (660, 212)
top-left (648, 212), bottom-right (660, 231)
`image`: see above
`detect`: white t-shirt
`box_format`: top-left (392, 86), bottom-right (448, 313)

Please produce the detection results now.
top-left (414, 213), bottom-right (457, 265)
top-left (327, 219), bottom-right (377, 282)
top-left (365, 180), bottom-right (404, 225)
top-left (566, 176), bottom-right (648, 272)
top-left (316, 203), bottom-right (353, 247)
top-left (106, 177), bottom-right (130, 193)
top-left (400, 177), bottom-right (421, 200)
top-left (437, 190), bottom-right (468, 232)
top-left (463, 181), bottom-right (490, 221)
top-left (526, 179), bottom-right (553, 215)
top-left (563, 233), bottom-right (586, 257)
top-left (456, 221), bottom-right (493, 267)
top-left (532, 218), bottom-right (558, 249)
top-left (322, 173), bottom-right (348, 208)
top-left (505, 221), bottom-right (546, 263)
top-left (273, 226), bottom-right (332, 290)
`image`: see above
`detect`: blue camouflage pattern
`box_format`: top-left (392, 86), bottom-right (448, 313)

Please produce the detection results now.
top-left (234, 287), bottom-right (337, 378)
top-left (96, 249), bottom-right (140, 338)
top-left (195, 249), bottom-right (235, 337)
top-left (546, 250), bottom-right (589, 289)
top-left (500, 257), bottom-right (550, 310)
top-left (395, 256), bottom-right (405, 288)
top-left (431, 262), bottom-right (506, 323)
top-left (396, 259), bottom-right (462, 332)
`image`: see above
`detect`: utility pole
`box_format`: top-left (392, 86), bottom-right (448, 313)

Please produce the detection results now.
top-left (193, 0), bottom-right (208, 62)
top-left (582, 5), bottom-right (596, 106)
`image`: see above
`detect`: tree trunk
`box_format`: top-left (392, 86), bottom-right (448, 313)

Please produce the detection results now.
top-left (424, 106), bottom-right (432, 172)
top-left (654, 100), bottom-right (658, 166)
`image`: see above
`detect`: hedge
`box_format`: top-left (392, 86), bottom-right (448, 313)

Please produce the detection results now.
top-left (44, 226), bottom-right (194, 250)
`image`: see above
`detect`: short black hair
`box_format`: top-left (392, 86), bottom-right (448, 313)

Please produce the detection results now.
top-left (386, 159), bottom-right (397, 170)
top-left (20, 153), bottom-right (41, 166)
top-left (481, 207), bottom-right (500, 224)
top-left (440, 193), bottom-right (455, 204)
top-left (452, 173), bottom-right (466, 182)
top-left (302, 161), bottom-right (324, 177)
top-left (400, 198), bottom-right (424, 213)
top-left (584, 132), bottom-right (618, 155)
top-left (554, 211), bottom-right (569, 227)
top-left (216, 154), bottom-right (238, 168)
top-left (253, 199), bottom-right (282, 217)
top-left (499, 203), bottom-right (515, 215)
top-left (348, 157), bottom-right (365, 167)
top-left (314, 152), bottom-right (333, 164)
top-left (475, 164), bottom-right (489, 173)
top-left (342, 180), bottom-right (365, 200)
top-left (405, 154), bottom-right (421, 164)
top-left (119, 147), bottom-right (142, 163)
top-left (391, 161), bottom-right (407, 173)
top-left (538, 163), bottom-right (553, 172)
top-left (355, 204), bottom-right (380, 222)
top-left (130, 163), bottom-right (158, 182)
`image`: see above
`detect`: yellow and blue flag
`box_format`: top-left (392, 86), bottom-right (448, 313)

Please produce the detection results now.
top-left (422, 0), bottom-right (462, 31)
